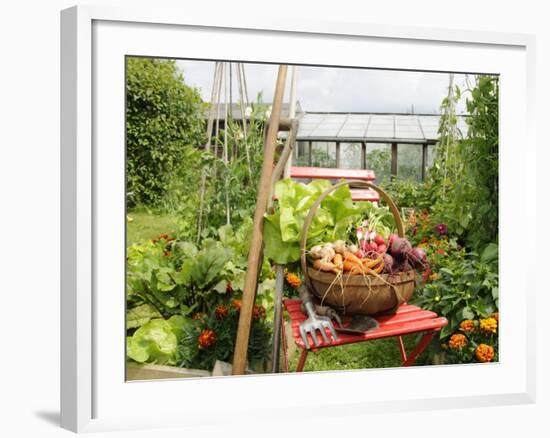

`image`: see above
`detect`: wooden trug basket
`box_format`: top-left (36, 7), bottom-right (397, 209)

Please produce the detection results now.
top-left (300, 180), bottom-right (416, 316)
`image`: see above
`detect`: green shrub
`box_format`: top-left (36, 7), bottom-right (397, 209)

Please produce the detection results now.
top-left (126, 58), bottom-right (206, 208)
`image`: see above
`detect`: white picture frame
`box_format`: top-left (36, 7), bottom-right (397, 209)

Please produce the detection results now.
top-left (61, 5), bottom-right (536, 433)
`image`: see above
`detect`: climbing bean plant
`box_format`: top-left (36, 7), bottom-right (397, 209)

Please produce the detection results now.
top-left (429, 75), bottom-right (499, 251)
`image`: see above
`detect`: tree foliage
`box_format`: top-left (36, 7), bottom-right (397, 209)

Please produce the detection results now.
top-left (126, 58), bottom-right (206, 207)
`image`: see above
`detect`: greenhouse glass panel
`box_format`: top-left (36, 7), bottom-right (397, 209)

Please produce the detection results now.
top-left (311, 141), bottom-right (337, 167)
top-left (425, 144), bottom-right (437, 176)
top-left (340, 143), bottom-right (363, 169)
top-left (295, 141), bottom-right (310, 166)
top-left (397, 144), bottom-right (423, 181)
top-left (366, 143), bottom-right (391, 183)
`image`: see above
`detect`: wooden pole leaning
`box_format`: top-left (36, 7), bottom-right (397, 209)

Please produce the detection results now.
top-left (232, 65), bottom-right (288, 375)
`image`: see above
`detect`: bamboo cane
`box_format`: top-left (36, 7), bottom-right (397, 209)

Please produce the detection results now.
top-left (232, 65), bottom-right (288, 375)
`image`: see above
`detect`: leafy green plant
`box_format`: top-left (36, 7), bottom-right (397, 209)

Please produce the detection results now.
top-left (413, 245), bottom-right (498, 340)
top-left (381, 179), bottom-right (435, 211)
top-left (126, 58), bottom-right (206, 208)
top-left (127, 316), bottom-right (193, 365)
top-left (178, 304), bottom-right (271, 370)
top-left (194, 97), bottom-right (270, 240)
top-left (263, 179), bottom-right (366, 264)
top-left (429, 75), bottom-right (499, 251)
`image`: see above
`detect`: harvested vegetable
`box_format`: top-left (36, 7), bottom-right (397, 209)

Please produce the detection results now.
top-left (409, 247), bottom-right (427, 269)
top-left (343, 250), bottom-right (363, 266)
top-left (382, 253), bottom-right (394, 274)
top-left (333, 253), bottom-right (344, 269)
top-left (333, 240), bottom-right (347, 254)
top-left (313, 258), bottom-right (339, 273)
top-left (391, 237), bottom-right (413, 260)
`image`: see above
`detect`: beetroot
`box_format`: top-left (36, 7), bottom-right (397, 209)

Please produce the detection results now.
top-left (388, 233), bottom-right (399, 248)
top-left (382, 253), bottom-right (394, 274)
top-left (391, 237), bottom-right (413, 258)
top-left (409, 247), bottom-right (427, 269)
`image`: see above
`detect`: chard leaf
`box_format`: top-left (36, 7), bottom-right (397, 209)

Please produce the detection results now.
top-left (126, 303), bottom-right (162, 329)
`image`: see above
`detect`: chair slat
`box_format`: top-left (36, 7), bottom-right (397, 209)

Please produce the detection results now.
top-left (290, 166), bottom-right (375, 181)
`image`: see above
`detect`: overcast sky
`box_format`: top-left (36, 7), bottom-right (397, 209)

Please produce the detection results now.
top-left (176, 60), bottom-right (473, 114)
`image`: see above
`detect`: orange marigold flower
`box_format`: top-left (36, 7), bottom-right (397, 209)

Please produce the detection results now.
top-left (475, 344), bottom-right (495, 362)
top-left (479, 317), bottom-right (497, 335)
top-left (459, 319), bottom-right (475, 333)
top-left (448, 333), bottom-right (467, 350)
top-left (198, 329), bottom-right (216, 349)
top-left (152, 233), bottom-right (175, 244)
top-left (215, 305), bottom-right (229, 319)
top-left (429, 272), bottom-right (439, 281)
top-left (286, 272), bottom-right (302, 288)
top-left (231, 299), bottom-right (242, 312)
top-left (253, 304), bottom-right (266, 321)
top-left (191, 312), bottom-right (204, 321)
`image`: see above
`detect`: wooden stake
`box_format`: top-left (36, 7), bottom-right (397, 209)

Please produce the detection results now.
top-left (232, 65), bottom-right (288, 375)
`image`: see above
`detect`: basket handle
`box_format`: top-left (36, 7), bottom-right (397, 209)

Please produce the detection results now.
top-left (299, 180), bottom-right (405, 288)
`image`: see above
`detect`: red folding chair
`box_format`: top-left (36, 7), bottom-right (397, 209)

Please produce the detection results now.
top-left (283, 299), bottom-right (447, 372)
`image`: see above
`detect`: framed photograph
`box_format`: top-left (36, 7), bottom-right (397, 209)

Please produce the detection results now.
top-left (61, 5), bottom-right (536, 432)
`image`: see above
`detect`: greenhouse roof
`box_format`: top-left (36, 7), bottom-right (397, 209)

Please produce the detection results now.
top-left (295, 112), bottom-right (470, 144)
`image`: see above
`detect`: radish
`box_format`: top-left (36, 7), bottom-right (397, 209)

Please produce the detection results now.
top-left (377, 243), bottom-right (388, 254)
top-left (356, 249), bottom-right (366, 259)
top-left (366, 242), bottom-right (378, 253)
top-left (374, 235), bottom-right (385, 246)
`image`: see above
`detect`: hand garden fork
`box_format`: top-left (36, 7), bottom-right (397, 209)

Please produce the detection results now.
top-left (298, 285), bottom-right (340, 349)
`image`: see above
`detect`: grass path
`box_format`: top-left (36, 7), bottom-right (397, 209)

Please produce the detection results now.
top-left (288, 334), bottom-right (427, 372)
top-left (127, 209), bottom-right (179, 245)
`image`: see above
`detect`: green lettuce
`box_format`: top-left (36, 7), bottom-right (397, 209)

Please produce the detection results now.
top-left (264, 179), bottom-right (364, 264)
top-left (126, 318), bottom-right (178, 365)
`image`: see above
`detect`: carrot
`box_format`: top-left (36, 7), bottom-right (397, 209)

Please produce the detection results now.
top-left (343, 250), bottom-right (363, 265)
top-left (364, 262), bottom-right (384, 275)
top-left (362, 257), bottom-right (383, 269)
top-left (343, 260), bottom-right (364, 274)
